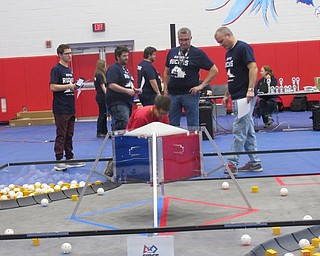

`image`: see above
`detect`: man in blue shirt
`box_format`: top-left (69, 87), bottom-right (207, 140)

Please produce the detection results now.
top-left (137, 46), bottom-right (162, 106)
top-left (214, 27), bottom-right (262, 175)
top-left (163, 27), bottom-right (218, 130)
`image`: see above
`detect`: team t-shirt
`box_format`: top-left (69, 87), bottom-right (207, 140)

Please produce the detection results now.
top-left (49, 63), bottom-right (75, 114)
top-left (106, 63), bottom-right (134, 108)
top-left (225, 40), bottom-right (256, 100)
top-left (137, 60), bottom-right (161, 94)
top-left (165, 45), bottom-right (214, 95)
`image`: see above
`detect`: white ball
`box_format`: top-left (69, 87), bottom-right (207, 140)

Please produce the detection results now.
top-left (221, 182), bottom-right (229, 190)
top-left (4, 228), bottom-right (14, 234)
top-left (70, 180), bottom-right (77, 185)
top-left (8, 191), bottom-right (16, 199)
top-left (284, 253), bottom-right (294, 256)
top-left (97, 187), bottom-right (104, 195)
top-left (299, 238), bottom-right (310, 249)
top-left (240, 234), bottom-right (251, 246)
top-left (79, 181), bottom-right (85, 187)
top-left (34, 181), bottom-right (41, 187)
top-left (303, 215), bottom-right (312, 220)
top-left (28, 184), bottom-right (35, 191)
top-left (40, 198), bottom-right (49, 207)
top-left (280, 188), bottom-right (288, 196)
top-left (70, 184), bottom-right (77, 189)
top-left (61, 242), bottom-right (72, 254)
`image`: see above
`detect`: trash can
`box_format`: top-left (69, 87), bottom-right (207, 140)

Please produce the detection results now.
top-left (199, 102), bottom-right (213, 140)
top-left (310, 105), bottom-right (320, 131)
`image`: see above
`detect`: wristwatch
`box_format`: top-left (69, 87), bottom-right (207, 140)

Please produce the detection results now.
top-left (248, 88), bottom-right (254, 92)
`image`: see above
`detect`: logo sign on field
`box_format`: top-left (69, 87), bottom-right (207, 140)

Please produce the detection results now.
top-left (127, 236), bottom-right (174, 256)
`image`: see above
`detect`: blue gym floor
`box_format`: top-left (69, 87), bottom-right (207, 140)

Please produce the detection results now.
top-left (0, 110), bottom-right (319, 256)
top-left (0, 110), bottom-right (319, 186)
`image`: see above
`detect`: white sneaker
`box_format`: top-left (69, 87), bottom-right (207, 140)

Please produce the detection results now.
top-left (66, 159), bottom-right (85, 168)
top-left (54, 163), bottom-right (68, 171)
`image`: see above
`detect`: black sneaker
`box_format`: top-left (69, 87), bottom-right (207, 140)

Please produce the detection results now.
top-left (97, 133), bottom-right (106, 138)
top-left (238, 163), bottom-right (263, 172)
top-left (223, 164), bottom-right (238, 175)
top-left (104, 161), bottom-right (114, 180)
top-left (264, 116), bottom-right (274, 128)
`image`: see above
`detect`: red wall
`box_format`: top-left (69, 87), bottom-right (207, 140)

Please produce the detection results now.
top-left (0, 40), bottom-right (319, 122)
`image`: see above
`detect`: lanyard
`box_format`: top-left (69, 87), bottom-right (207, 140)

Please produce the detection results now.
top-left (178, 48), bottom-right (189, 67)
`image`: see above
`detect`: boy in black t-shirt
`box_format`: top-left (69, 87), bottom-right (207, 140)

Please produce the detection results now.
top-left (49, 44), bottom-right (85, 171)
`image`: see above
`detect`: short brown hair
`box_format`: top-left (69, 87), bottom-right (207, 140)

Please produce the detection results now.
top-left (155, 95), bottom-right (171, 112)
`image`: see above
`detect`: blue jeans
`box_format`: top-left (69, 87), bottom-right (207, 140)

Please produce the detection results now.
top-left (108, 104), bottom-right (131, 131)
top-left (227, 97), bottom-right (261, 166)
top-left (169, 93), bottom-right (200, 130)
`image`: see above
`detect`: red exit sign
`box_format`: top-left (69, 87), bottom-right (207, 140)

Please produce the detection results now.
top-left (92, 23), bottom-right (105, 32)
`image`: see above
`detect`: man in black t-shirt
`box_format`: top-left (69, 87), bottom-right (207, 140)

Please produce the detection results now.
top-left (137, 46), bottom-right (162, 106)
top-left (163, 27), bottom-right (218, 130)
top-left (215, 27), bottom-right (262, 175)
top-left (49, 44), bottom-right (85, 171)
top-left (106, 46), bottom-right (139, 131)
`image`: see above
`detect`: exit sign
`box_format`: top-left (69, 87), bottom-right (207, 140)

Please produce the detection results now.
top-left (92, 23), bottom-right (105, 32)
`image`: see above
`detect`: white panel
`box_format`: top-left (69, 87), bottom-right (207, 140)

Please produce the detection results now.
top-left (127, 236), bottom-right (174, 256)
top-left (0, 0), bottom-right (319, 57)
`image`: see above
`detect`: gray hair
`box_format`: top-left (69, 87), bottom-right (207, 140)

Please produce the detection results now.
top-left (178, 27), bottom-right (191, 36)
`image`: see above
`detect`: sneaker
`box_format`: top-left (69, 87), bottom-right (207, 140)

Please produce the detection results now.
top-left (223, 164), bottom-right (238, 175)
top-left (97, 133), bottom-right (106, 138)
top-left (104, 161), bottom-right (114, 180)
top-left (54, 163), bottom-right (68, 171)
top-left (238, 163), bottom-right (263, 172)
top-left (66, 159), bottom-right (86, 168)
top-left (264, 116), bottom-right (274, 128)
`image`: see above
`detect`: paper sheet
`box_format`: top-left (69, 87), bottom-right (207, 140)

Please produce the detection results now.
top-left (237, 98), bottom-right (250, 118)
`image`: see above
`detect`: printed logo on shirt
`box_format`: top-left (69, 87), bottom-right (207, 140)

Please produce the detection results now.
top-left (169, 55), bottom-right (189, 66)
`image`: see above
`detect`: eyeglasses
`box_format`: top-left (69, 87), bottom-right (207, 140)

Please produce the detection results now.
top-left (63, 52), bottom-right (72, 55)
top-left (178, 38), bottom-right (191, 42)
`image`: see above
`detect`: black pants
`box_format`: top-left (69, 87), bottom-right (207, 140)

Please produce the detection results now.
top-left (258, 97), bottom-right (277, 123)
top-left (96, 94), bottom-right (107, 134)
top-left (54, 114), bottom-right (75, 160)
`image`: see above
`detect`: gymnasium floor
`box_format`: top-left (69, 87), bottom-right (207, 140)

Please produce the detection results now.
top-left (0, 111), bottom-right (319, 255)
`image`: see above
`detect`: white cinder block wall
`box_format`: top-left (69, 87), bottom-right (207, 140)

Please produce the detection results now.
top-left (0, 0), bottom-right (319, 57)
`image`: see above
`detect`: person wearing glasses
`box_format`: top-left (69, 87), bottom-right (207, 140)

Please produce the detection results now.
top-left (163, 27), bottom-right (218, 130)
top-left (49, 44), bottom-right (85, 171)
top-left (126, 95), bottom-right (171, 129)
